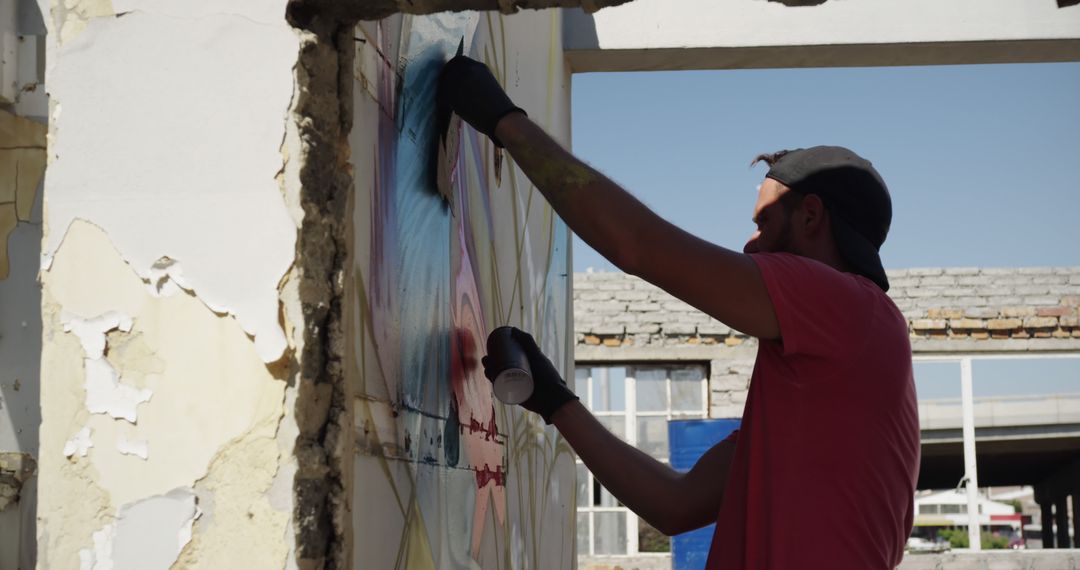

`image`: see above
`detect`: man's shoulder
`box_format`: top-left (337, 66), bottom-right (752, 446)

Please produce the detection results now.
top-left (751, 252), bottom-right (901, 357)
top-left (751, 252), bottom-right (875, 298)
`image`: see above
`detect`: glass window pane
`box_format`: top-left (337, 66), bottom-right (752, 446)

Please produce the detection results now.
top-left (671, 366), bottom-right (705, 412)
top-left (594, 511), bottom-right (627, 555)
top-left (914, 361), bottom-right (962, 431)
top-left (591, 367), bottom-right (626, 412)
top-left (914, 361), bottom-right (961, 399)
top-left (637, 417), bottom-right (669, 458)
top-left (598, 415), bottom-right (626, 440)
top-left (577, 512), bottom-right (590, 555)
top-left (636, 368), bottom-right (667, 412)
top-left (574, 367), bottom-right (589, 402)
top-left (973, 358), bottom-right (1080, 397)
top-left (594, 478), bottom-right (621, 507)
top-left (638, 516), bottom-right (671, 553)
top-left (576, 463), bottom-right (589, 508)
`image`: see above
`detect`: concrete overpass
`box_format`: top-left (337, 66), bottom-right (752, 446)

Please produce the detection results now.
top-left (919, 393), bottom-right (1080, 489)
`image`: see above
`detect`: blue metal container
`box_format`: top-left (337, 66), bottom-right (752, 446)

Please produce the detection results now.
top-left (668, 418), bottom-right (741, 570)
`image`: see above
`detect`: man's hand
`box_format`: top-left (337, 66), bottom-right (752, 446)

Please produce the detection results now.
top-left (482, 327), bottom-right (577, 423)
top-left (438, 55), bottom-right (526, 148)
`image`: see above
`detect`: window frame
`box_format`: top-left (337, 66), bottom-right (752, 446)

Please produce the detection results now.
top-left (574, 362), bottom-right (710, 557)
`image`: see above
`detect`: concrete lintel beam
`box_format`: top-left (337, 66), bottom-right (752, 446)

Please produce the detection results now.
top-left (911, 337), bottom-right (1080, 355)
top-left (575, 344), bottom-right (757, 362)
top-left (286, 0), bottom-right (631, 27)
top-left (564, 0), bottom-right (1080, 72)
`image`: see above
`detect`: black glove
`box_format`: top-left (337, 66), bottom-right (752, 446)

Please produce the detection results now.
top-left (438, 55), bottom-right (526, 148)
top-left (482, 327), bottom-right (578, 424)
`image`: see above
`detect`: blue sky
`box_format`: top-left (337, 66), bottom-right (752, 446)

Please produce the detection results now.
top-left (568, 62), bottom-right (1080, 398)
top-left (569, 62), bottom-right (1080, 273)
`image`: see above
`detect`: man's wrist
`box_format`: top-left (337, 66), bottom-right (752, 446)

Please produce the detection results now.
top-left (493, 111), bottom-right (528, 148)
top-left (548, 398), bottom-right (581, 426)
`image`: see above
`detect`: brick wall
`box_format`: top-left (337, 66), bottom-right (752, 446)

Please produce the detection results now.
top-left (573, 267), bottom-right (1080, 419)
top-left (888, 268), bottom-right (1080, 341)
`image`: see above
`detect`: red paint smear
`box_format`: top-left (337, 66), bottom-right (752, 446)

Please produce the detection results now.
top-left (465, 406), bottom-right (499, 441)
top-left (475, 464), bottom-right (506, 488)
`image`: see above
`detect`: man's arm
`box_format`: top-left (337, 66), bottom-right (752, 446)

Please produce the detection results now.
top-left (484, 328), bottom-right (735, 536)
top-left (494, 113), bottom-right (779, 340)
top-left (552, 401), bottom-right (736, 536)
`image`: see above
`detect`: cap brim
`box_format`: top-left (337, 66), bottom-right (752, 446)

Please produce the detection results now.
top-left (830, 214), bottom-right (890, 292)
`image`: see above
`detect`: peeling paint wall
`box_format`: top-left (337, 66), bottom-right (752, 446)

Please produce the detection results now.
top-left (349, 9), bottom-right (575, 569)
top-left (34, 1), bottom-right (310, 568)
top-left (30, 0), bottom-right (573, 566)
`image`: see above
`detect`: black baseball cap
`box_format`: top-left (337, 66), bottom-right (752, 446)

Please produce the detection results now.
top-left (764, 146), bottom-right (892, 292)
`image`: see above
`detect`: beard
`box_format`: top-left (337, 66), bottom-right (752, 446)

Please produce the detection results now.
top-left (770, 217), bottom-right (797, 255)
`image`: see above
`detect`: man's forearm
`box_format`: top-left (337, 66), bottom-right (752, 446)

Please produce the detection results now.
top-left (552, 401), bottom-right (728, 535)
top-left (495, 113), bottom-right (659, 275)
top-left (552, 402), bottom-right (687, 534)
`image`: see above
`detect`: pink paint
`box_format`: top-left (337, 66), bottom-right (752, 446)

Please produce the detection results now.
top-left (449, 125), bottom-right (508, 557)
top-left (367, 21), bottom-right (404, 399)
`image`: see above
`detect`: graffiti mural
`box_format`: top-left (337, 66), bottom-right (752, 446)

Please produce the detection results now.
top-left (349, 9), bottom-right (575, 569)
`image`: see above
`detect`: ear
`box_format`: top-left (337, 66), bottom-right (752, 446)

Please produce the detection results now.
top-left (800, 194), bottom-right (829, 237)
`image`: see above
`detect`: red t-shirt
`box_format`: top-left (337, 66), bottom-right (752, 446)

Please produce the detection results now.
top-left (705, 253), bottom-right (920, 569)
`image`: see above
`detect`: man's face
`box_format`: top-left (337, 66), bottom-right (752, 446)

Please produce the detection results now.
top-left (743, 177), bottom-right (798, 255)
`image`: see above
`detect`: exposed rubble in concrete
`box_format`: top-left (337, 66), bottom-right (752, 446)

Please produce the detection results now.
top-left (0, 452), bottom-right (36, 511)
top-left (286, 15), bottom-right (355, 570)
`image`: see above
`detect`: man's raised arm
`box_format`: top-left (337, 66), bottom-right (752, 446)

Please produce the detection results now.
top-left (440, 56), bottom-right (778, 340)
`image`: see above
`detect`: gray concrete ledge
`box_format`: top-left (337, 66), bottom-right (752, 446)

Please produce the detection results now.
top-left (582, 550), bottom-right (1080, 569)
top-left (911, 338), bottom-right (1080, 355)
top-left (898, 550), bottom-right (1080, 569)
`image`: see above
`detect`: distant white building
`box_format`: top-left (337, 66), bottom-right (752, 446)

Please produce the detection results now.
top-left (915, 490), bottom-right (1019, 531)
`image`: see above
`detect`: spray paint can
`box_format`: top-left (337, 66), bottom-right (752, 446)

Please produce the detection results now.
top-left (486, 326), bottom-right (535, 405)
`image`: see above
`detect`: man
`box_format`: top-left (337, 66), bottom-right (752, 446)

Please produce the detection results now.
top-left (441, 55), bottom-right (920, 569)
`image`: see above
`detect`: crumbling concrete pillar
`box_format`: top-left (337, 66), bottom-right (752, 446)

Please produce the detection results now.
top-left (1037, 486), bottom-right (1056, 549)
top-left (1056, 495), bottom-right (1071, 548)
top-left (31, 1), bottom-right (348, 567)
top-left (1071, 492), bottom-right (1080, 551)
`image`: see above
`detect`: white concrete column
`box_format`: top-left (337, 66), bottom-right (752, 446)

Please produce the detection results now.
top-left (960, 357), bottom-right (981, 551)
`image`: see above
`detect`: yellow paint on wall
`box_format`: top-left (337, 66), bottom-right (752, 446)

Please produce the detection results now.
top-left (0, 108), bottom-right (46, 149)
top-left (104, 329), bottom-right (164, 390)
top-left (403, 503), bottom-right (437, 570)
top-left (0, 109), bottom-right (46, 280)
top-left (174, 432), bottom-right (288, 569)
top-left (86, 285), bottom-right (285, 507)
top-left (37, 294), bottom-right (113, 569)
top-left (0, 204), bottom-right (16, 279)
top-left (41, 220), bottom-right (289, 563)
top-left (55, 0), bottom-right (115, 45)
